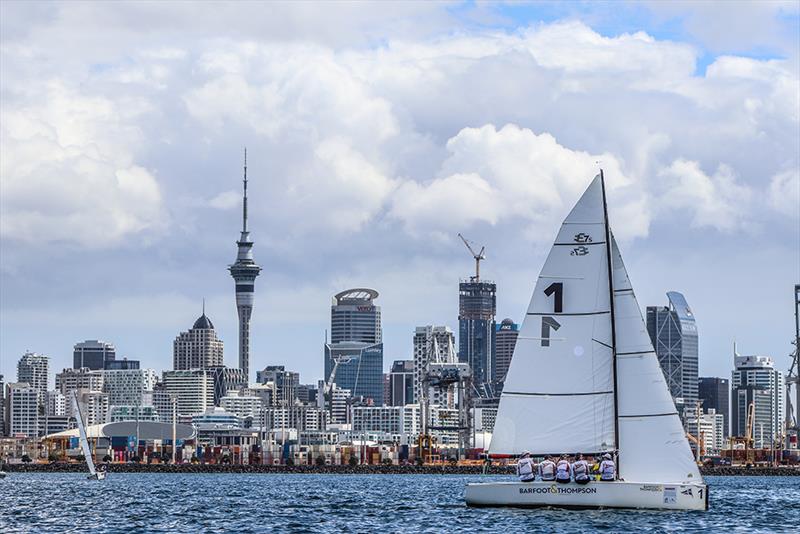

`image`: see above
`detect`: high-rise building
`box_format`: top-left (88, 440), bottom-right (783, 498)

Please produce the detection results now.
top-left (206, 366), bottom-right (247, 406)
top-left (256, 366), bottom-right (300, 406)
top-left (330, 289), bottom-right (382, 344)
top-left (229, 151), bottom-right (261, 382)
top-left (731, 354), bottom-right (785, 449)
top-left (173, 311), bottom-right (224, 370)
top-left (102, 368), bottom-right (158, 406)
top-left (296, 384), bottom-right (318, 406)
top-left (104, 358), bottom-right (140, 370)
top-left (73, 340), bottom-right (116, 370)
top-left (493, 318), bottom-right (519, 389)
top-left (458, 280), bottom-right (496, 396)
top-left (75, 390), bottom-right (110, 426)
top-left (685, 408), bottom-right (726, 455)
top-left (17, 352), bottom-right (49, 402)
top-left (389, 360), bottom-right (414, 406)
top-left (46, 390), bottom-right (66, 417)
top-left (324, 288), bottom-right (384, 406)
top-left (5, 382), bottom-right (39, 437)
top-left (699, 377), bottom-right (730, 438)
top-left (56, 367), bottom-right (104, 396)
top-left (413, 326), bottom-right (456, 405)
top-left (162, 370), bottom-right (214, 417)
top-left (646, 291), bottom-right (699, 414)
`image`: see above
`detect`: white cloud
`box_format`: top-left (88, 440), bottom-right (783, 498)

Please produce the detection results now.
top-left (0, 81), bottom-right (165, 246)
top-left (209, 190), bottom-right (241, 210)
top-left (767, 168), bottom-right (800, 218)
top-left (657, 159), bottom-right (753, 231)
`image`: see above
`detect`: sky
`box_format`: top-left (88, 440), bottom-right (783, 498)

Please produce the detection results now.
top-left (1, 0), bottom-right (798, 388)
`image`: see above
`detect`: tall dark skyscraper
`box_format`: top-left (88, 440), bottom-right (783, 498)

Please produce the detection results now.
top-left (324, 289), bottom-right (384, 405)
top-left (229, 150), bottom-right (261, 382)
top-left (699, 377), bottom-right (730, 438)
top-left (73, 340), bottom-right (116, 370)
top-left (458, 279), bottom-right (496, 396)
top-left (646, 291), bottom-right (699, 414)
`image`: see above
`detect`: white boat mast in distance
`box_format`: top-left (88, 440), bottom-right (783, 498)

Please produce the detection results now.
top-left (72, 392), bottom-right (105, 481)
top-left (466, 173), bottom-right (706, 510)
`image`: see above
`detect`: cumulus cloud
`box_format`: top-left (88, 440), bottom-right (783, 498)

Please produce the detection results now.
top-left (767, 168), bottom-right (800, 218)
top-left (0, 81), bottom-right (165, 246)
top-left (657, 159), bottom-right (753, 231)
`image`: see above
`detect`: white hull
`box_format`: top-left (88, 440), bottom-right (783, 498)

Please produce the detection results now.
top-left (465, 480), bottom-right (708, 511)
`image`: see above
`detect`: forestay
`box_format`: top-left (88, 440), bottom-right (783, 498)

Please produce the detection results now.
top-left (72, 393), bottom-right (98, 477)
top-left (491, 176), bottom-right (615, 455)
top-left (610, 233), bottom-right (701, 483)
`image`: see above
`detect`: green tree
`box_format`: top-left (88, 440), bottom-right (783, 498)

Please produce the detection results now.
top-left (315, 455), bottom-right (326, 466)
top-left (21, 454), bottom-right (32, 463)
top-left (348, 455), bottom-right (358, 467)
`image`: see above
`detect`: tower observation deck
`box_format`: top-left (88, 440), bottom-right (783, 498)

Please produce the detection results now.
top-left (229, 149), bottom-right (261, 382)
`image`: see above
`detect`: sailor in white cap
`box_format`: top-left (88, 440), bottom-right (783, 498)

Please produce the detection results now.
top-left (599, 453), bottom-right (616, 481)
top-left (516, 451), bottom-right (536, 482)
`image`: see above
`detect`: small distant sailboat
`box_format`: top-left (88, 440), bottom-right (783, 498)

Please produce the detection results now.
top-left (72, 392), bottom-right (106, 481)
top-left (465, 172), bottom-right (706, 510)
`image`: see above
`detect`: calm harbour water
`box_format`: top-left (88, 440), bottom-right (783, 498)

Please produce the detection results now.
top-left (2, 474), bottom-right (799, 533)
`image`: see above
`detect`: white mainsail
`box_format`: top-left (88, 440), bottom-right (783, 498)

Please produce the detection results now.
top-left (72, 392), bottom-right (98, 477)
top-left (491, 175), bottom-right (615, 455)
top-left (610, 233), bottom-right (701, 483)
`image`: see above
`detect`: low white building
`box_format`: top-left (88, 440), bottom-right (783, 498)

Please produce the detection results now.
top-left (686, 408), bottom-right (725, 455)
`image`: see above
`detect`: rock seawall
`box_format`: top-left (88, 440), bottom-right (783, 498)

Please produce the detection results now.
top-left (4, 464), bottom-right (799, 476)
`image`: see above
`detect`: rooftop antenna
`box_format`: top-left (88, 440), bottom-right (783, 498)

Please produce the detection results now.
top-left (458, 233), bottom-right (486, 282)
top-left (242, 147), bottom-right (248, 234)
top-left (202, 298), bottom-right (206, 316)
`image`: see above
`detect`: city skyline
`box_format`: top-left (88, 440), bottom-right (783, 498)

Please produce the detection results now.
top-left (1, 2), bottom-right (798, 386)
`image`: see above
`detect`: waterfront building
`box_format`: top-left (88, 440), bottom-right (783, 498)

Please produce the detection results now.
top-left (685, 408), bottom-right (725, 455)
top-left (206, 366), bottom-right (247, 405)
top-left (228, 152), bottom-right (261, 382)
top-left (699, 377), bottom-right (730, 438)
top-left (173, 312), bottom-right (224, 370)
top-left (40, 415), bottom-right (72, 436)
top-left (256, 365), bottom-right (300, 406)
top-left (46, 390), bottom-right (66, 417)
top-left (242, 383), bottom-right (274, 407)
top-left (17, 352), bottom-right (49, 402)
top-left (152, 383), bottom-right (176, 424)
top-left (75, 390), bottom-right (110, 426)
top-left (102, 368), bottom-right (158, 407)
top-left (162, 370), bottom-right (214, 417)
top-left (731, 354), bottom-right (785, 449)
top-left (646, 291), bottom-right (699, 414)
top-left (493, 319), bottom-right (519, 389)
top-left (220, 393), bottom-right (264, 419)
top-left (458, 280), bottom-right (496, 397)
top-left (472, 406), bottom-right (498, 434)
top-left (193, 407), bottom-right (243, 430)
top-left (109, 405), bottom-right (159, 422)
top-left (329, 385), bottom-right (352, 425)
top-left (263, 405), bottom-right (327, 433)
top-left (296, 384), bottom-right (318, 405)
top-left (388, 360), bottom-right (414, 406)
top-left (5, 383), bottom-right (39, 437)
top-left (104, 358), bottom-right (140, 370)
top-left (330, 288), bottom-right (381, 344)
top-left (413, 326), bottom-right (456, 406)
top-left (73, 340), bottom-right (116, 370)
top-left (351, 404), bottom-right (420, 440)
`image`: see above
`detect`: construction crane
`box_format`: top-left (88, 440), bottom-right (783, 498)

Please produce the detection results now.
top-left (458, 233), bottom-right (485, 282)
top-left (728, 401), bottom-right (756, 465)
top-left (322, 357), bottom-right (351, 417)
top-left (785, 285), bottom-right (800, 450)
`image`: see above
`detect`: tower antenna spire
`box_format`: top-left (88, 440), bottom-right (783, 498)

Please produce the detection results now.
top-left (202, 297), bottom-right (206, 316)
top-left (242, 147), bottom-right (248, 233)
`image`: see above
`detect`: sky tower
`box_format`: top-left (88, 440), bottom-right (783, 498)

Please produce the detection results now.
top-left (229, 149), bottom-right (261, 381)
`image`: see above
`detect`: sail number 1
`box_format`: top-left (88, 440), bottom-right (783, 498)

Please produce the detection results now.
top-left (541, 282), bottom-right (563, 346)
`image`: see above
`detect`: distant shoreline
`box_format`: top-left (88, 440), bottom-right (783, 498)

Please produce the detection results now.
top-left (3, 464), bottom-right (799, 476)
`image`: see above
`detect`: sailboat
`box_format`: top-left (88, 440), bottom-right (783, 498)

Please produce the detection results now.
top-left (465, 173), bottom-right (706, 510)
top-left (72, 392), bottom-right (106, 481)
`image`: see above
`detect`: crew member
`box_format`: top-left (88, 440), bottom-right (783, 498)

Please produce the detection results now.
top-left (516, 451), bottom-right (536, 482)
top-left (539, 456), bottom-right (556, 481)
top-left (599, 453), bottom-right (616, 481)
top-left (555, 455), bottom-right (571, 484)
top-left (571, 454), bottom-right (590, 485)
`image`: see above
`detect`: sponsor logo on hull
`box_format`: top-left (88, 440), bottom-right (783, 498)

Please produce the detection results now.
top-left (519, 485), bottom-right (598, 495)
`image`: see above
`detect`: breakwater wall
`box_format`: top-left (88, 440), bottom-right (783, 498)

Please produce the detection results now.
top-left (4, 464), bottom-right (799, 476)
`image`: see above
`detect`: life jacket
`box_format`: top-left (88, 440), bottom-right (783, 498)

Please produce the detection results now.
top-left (540, 460), bottom-right (556, 479)
top-left (572, 460), bottom-right (589, 479)
top-left (555, 460), bottom-right (571, 479)
top-left (600, 459), bottom-right (616, 480)
top-left (517, 458), bottom-right (535, 480)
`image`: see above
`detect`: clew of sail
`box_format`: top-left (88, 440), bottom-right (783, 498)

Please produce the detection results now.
top-left (72, 393), bottom-right (97, 477)
top-left (491, 175), bottom-right (616, 455)
top-left (610, 233), bottom-right (702, 483)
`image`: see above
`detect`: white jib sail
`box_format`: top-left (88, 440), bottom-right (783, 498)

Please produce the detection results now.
top-left (491, 175), bottom-right (615, 455)
top-left (72, 392), bottom-right (97, 477)
top-left (610, 233), bottom-right (702, 483)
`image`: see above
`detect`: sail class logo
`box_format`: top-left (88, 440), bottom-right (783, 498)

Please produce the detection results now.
top-left (573, 233), bottom-right (593, 243)
top-left (570, 246), bottom-right (589, 256)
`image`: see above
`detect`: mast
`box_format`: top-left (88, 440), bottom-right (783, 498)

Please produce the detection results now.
top-left (600, 169), bottom-right (620, 475)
